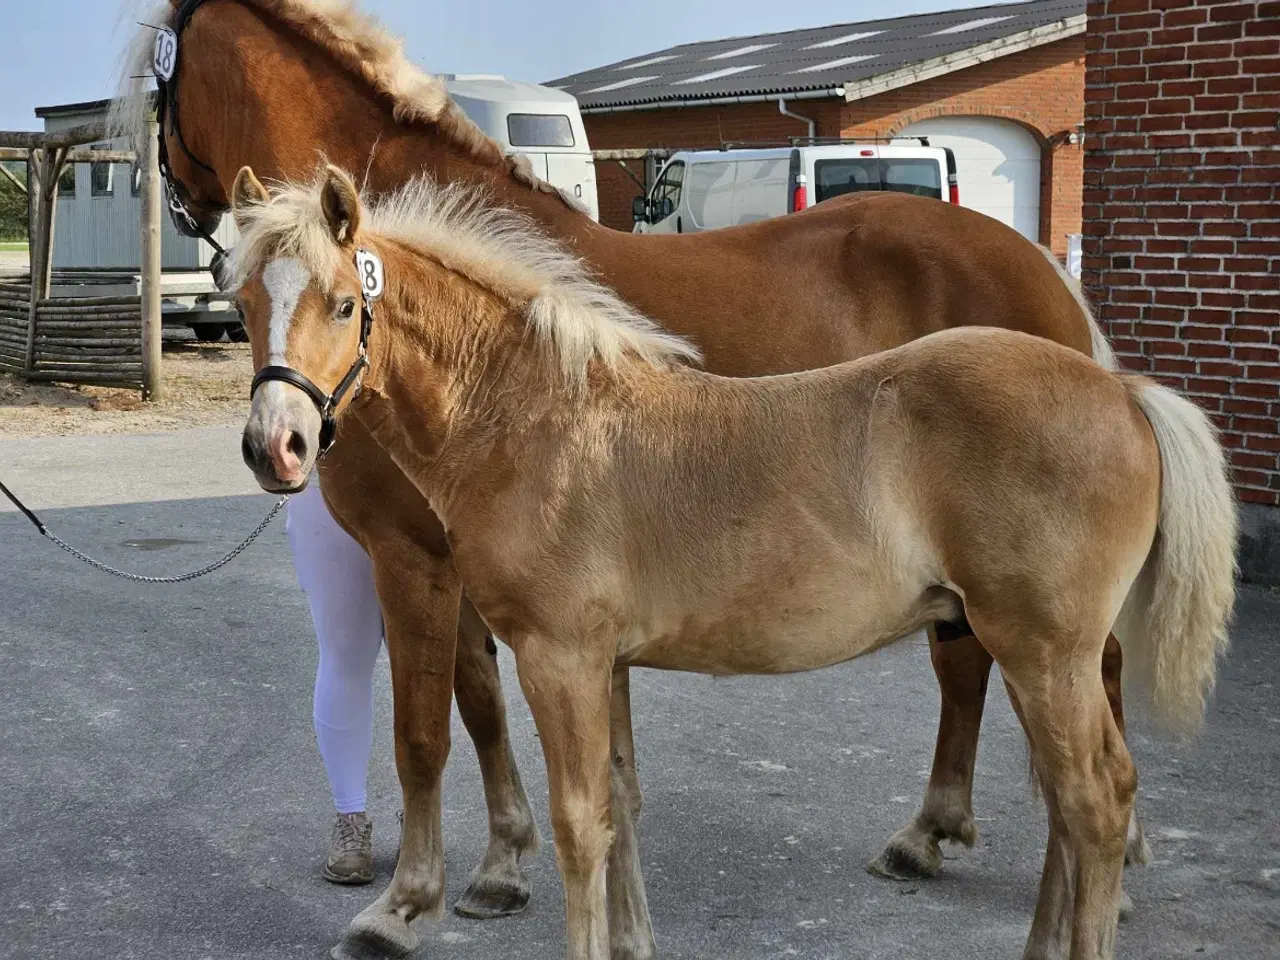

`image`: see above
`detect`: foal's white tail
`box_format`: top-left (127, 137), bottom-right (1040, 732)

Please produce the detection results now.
top-left (1115, 379), bottom-right (1238, 733)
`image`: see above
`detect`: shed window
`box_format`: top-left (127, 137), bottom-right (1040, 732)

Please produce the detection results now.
top-left (90, 145), bottom-right (114, 197)
top-left (507, 113), bottom-right (575, 148)
top-left (57, 164), bottom-right (76, 197)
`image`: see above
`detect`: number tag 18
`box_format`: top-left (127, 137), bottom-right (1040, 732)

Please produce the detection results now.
top-left (355, 248), bottom-right (385, 301)
top-left (153, 27), bottom-right (179, 82)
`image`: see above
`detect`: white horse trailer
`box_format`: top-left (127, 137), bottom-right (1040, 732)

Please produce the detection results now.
top-left (34, 79), bottom-right (596, 337)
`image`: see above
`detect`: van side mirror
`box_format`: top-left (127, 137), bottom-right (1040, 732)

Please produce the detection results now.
top-left (632, 196), bottom-right (649, 222)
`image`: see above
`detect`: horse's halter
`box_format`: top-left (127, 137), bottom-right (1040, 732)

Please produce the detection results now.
top-left (248, 248), bottom-right (383, 456)
top-left (151, 0), bottom-right (229, 277)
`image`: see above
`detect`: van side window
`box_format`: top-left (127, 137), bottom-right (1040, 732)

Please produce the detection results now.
top-left (652, 161), bottom-right (685, 212)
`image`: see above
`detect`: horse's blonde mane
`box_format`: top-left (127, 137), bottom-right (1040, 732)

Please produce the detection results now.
top-left (230, 174), bottom-right (700, 383)
top-left (110, 0), bottom-right (574, 205)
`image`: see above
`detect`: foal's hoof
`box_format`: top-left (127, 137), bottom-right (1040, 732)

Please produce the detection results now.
top-left (867, 828), bottom-right (943, 881)
top-left (331, 912), bottom-right (418, 960)
top-left (453, 873), bottom-right (531, 919)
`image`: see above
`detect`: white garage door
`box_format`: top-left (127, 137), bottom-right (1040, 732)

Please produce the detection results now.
top-left (900, 116), bottom-right (1042, 242)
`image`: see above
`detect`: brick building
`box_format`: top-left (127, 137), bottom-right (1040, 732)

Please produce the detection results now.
top-left (551, 0), bottom-right (1087, 257)
top-left (1082, 0), bottom-right (1279, 577)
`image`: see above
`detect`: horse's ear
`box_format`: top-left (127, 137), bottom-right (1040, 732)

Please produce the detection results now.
top-left (320, 166), bottom-right (361, 246)
top-left (231, 166), bottom-right (268, 228)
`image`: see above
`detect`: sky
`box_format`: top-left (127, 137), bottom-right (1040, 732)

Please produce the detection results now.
top-left (0, 0), bottom-right (994, 131)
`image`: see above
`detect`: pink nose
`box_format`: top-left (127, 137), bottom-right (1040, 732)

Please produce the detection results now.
top-left (268, 429), bottom-right (306, 485)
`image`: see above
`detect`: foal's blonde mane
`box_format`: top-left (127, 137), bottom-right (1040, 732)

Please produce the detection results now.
top-left (111, 0), bottom-right (573, 204)
top-left (230, 175), bottom-right (700, 383)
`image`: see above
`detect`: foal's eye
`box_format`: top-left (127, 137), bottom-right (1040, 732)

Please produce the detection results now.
top-left (337, 298), bottom-right (356, 321)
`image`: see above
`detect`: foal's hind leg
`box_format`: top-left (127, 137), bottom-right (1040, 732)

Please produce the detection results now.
top-left (984, 626), bottom-right (1135, 960)
top-left (607, 668), bottom-right (657, 960)
top-left (869, 624), bottom-right (985, 880)
top-left (453, 598), bottom-right (541, 919)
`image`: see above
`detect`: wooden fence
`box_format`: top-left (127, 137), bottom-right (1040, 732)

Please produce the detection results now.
top-left (0, 119), bottom-right (162, 397)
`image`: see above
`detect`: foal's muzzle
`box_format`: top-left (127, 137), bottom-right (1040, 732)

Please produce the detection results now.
top-left (242, 381), bottom-right (322, 493)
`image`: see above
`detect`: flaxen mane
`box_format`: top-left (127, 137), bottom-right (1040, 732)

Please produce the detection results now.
top-left (230, 174), bottom-right (700, 382)
top-left (111, 0), bottom-right (573, 204)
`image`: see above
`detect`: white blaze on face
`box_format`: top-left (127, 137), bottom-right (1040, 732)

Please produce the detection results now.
top-left (262, 257), bottom-right (311, 365)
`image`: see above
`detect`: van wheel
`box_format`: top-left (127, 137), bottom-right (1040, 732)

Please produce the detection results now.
top-left (194, 323), bottom-right (226, 342)
top-left (226, 322), bottom-right (249, 343)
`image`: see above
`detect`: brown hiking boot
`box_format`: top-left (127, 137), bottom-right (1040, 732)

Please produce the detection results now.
top-left (322, 812), bottom-right (373, 885)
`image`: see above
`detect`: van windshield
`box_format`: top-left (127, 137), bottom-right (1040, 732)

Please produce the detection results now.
top-left (507, 114), bottom-right (575, 148)
top-left (814, 158), bottom-right (942, 202)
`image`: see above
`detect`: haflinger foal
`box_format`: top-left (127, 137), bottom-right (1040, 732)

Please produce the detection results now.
top-left (231, 165), bottom-right (1237, 960)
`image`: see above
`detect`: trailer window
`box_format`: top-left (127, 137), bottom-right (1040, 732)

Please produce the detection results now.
top-left (57, 164), bottom-right (76, 197)
top-left (507, 114), bottom-right (575, 148)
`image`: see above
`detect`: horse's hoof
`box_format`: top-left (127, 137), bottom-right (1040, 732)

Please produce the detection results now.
top-left (1125, 818), bottom-right (1151, 867)
top-left (1118, 888), bottom-right (1135, 922)
top-left (453, 874), bottom-right (531, 919)
top-left (867, 830), bottom-right (943, 881)
top-left (332, 911), bottom-right (418, 960)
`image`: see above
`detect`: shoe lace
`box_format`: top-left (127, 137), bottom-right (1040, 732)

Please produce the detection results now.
top-left (334, 815), bottom-right (370, 855)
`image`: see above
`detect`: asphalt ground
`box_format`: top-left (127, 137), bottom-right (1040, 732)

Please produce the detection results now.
top-left (1, 427), bottom-right (1277, 959)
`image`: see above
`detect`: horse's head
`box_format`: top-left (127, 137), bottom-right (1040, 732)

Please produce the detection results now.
top-left (230, 165), bottom-right (377, 493)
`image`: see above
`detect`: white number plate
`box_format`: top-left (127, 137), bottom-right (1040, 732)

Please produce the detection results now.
top-left (153, 27), bottom-right (179, 82)
top-left (355, 248), bottom-right (384, 300)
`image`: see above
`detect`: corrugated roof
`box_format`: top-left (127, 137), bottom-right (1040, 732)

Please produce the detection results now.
top-left (548, 0), bottom-right (1084, 111)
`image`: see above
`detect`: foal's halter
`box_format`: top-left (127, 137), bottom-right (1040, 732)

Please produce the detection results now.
top-left (249, 249), bottom-right (383, 456)
top-left (151, 0), bottom-right (228, 265)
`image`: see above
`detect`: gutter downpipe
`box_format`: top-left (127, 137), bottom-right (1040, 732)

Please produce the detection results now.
top-left (579, 87), bottom-right (845, 115)
top-left (777, 98), bottom-right (815, 140)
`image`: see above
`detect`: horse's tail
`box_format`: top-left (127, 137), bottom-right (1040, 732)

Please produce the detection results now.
top-left (1114, 377), bottom-right (1238, 733)
top-left (1038, 245), bottom-right (1116, 370)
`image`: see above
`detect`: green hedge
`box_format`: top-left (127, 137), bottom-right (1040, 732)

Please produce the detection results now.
top-left (0, 164), bottom-right (28, 242)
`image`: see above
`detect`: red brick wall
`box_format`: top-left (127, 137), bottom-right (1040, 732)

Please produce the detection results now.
top-left (1082, 0), bottom-right (1280, 505)
top-left (582, 37), bottom-right (1085, 255)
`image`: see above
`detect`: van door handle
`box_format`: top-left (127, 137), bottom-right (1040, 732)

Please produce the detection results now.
top-left (676, 216), bottom-right (682, 234)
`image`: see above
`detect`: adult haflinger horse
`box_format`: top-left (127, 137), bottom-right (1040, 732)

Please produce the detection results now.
top-left (229, 165), bottom-right (1236, 960)
top-left (116, 0), bottom-right (1154, 951)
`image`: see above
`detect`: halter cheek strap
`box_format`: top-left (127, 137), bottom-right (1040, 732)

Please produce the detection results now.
top-left (249, 249), bottom-right (380, 456)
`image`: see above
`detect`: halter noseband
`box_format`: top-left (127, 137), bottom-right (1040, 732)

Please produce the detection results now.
top-left (249, 249), bottom-right (381, 456)
top-left (151, 0), bottom-right (227, 261)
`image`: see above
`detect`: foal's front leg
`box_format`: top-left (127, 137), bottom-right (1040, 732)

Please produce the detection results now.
top-left (453, 597), bottom-right (542, 919)
top-left (607, 667), bottom-right (657, 960)
top-left (515, 635), bottom-right (616, 960)
top-left (334, 527), bottom-right (462, 960)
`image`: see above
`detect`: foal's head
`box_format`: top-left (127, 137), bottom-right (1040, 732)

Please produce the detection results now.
top-left (231, 165), bottom-right (376, 492)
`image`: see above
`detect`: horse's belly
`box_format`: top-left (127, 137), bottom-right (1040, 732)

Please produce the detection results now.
top-left (619, 592), bottom-right (933, 675)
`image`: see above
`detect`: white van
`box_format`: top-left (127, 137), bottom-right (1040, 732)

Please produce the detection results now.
top-left (633, 142), bottom-right (957, 234)
top-left (444, 75), bottom-right (599, 222)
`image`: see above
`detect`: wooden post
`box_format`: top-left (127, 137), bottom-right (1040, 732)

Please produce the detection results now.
top-left (24, 148), bottom-right (58, 375)
top-left (139, 120), bottom-right (163, 401)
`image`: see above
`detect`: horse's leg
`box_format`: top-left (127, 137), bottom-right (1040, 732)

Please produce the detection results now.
top-left (1101, 635), bottom-right (1151, 869)
top-left (318, 432), bottom-right (460, 960)
top-left (453, 598), bottom-right (541, 919)
top-left (606, 668), bottom-right (657, 960)
top-left (869, 624), bottom-right (985, 880)
top-left (515, 635), bottom-right (615, 960)
top-left (980, 622), bottom-right (1134, 960)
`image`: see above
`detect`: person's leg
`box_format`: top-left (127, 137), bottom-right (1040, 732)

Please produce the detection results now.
top-left (287, 482), bottom-right (385, 883)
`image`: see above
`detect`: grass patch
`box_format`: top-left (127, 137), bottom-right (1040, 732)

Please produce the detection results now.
top-left (0, 241), bottom-right (28, 252)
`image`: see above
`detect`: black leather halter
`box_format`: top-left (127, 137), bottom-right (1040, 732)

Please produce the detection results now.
top-left (249, 253), bottom-right (378, 456)
top-left (152, 0), bottom-right (227, 266)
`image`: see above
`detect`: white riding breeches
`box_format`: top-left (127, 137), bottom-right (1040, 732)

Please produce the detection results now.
top-left (286, 480), bottom-right (383, 815)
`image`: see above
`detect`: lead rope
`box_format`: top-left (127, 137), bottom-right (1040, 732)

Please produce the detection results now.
top-left (0, 477), bottom-right (288, 585)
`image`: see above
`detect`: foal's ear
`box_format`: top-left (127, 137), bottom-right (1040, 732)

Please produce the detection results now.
top-left (231, 166), bottom-right (268, 228)
top-left (320, 166), bottom-right (361, 246)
